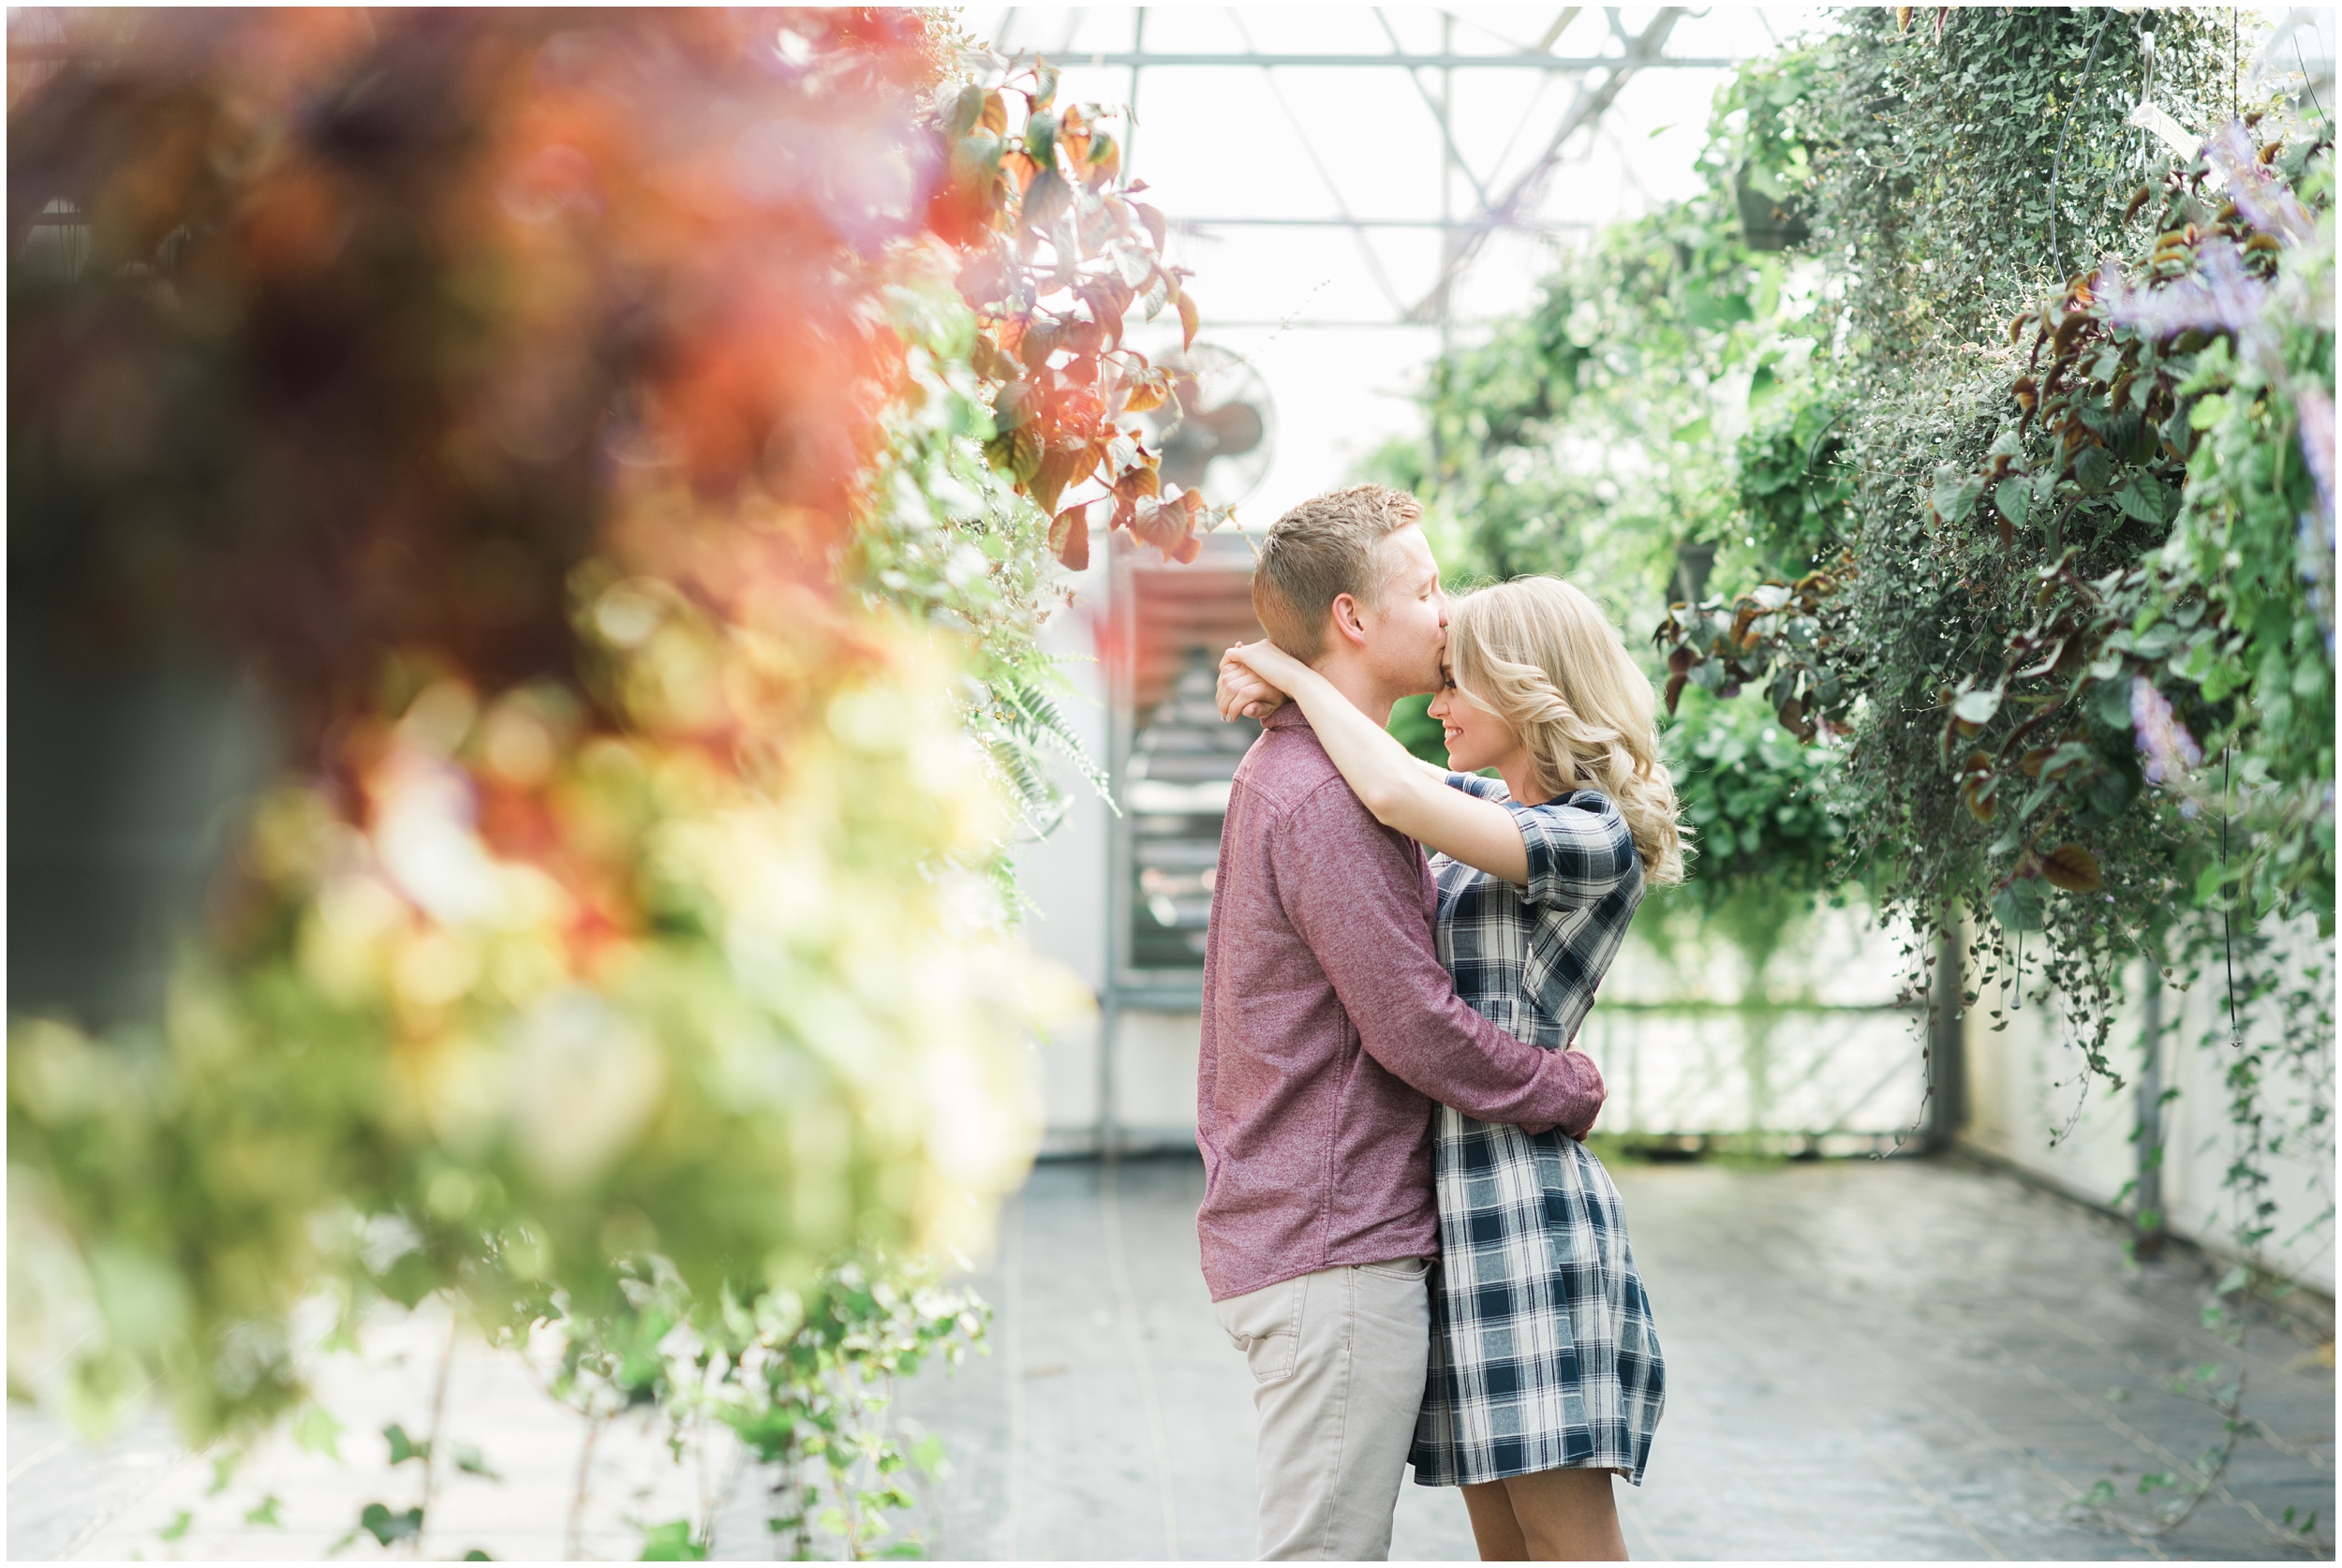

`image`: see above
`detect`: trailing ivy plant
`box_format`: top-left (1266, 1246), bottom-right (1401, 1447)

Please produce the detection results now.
top-left (1637, 14), bottom-right (2332, 1541)
top-left (1386, 20), bottom-right (2330, 1545)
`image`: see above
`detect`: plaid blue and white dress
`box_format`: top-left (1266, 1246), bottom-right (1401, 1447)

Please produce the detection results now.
top-left (1411, 774), bottom-right (1667, 1488)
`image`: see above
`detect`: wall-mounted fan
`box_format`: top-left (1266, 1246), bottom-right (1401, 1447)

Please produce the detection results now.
top-left (1140, 343), bottom-right (1275, 506)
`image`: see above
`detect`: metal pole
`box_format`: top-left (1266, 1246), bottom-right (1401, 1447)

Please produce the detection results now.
top-left (1097, 540), bottom-right (1131, 1161)
top-left (1928, 915), bottom-right (1967, 1150)
top-left (1124, 8), bottom-right (1145, 184)
top-left (1099, 0), bottom-right (1136, 1164)
top-left (2135, 970), bottom-right (2166, 1255)
top-left (1437, 12), bottom-right (1456, 358)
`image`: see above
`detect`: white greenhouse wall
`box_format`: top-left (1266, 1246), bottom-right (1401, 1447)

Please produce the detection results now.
top-left (1959, 917), bottom-right (2335, 1294)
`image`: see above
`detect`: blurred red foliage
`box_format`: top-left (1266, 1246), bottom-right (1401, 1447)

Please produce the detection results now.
top-left (7, 7), bottom-right (1207, 741)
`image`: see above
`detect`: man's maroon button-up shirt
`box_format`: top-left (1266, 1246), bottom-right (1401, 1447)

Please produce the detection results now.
top-left (1194, 707), bottom-right (1606, 1303)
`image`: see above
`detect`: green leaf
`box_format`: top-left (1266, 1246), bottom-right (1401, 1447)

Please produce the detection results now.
top-left (159, 1511), bottom-right (194, 1543)
top-left (1025, 166), bottom-right (1072, 234)
top-left (2114, 473), bottom-right (2169, 524)
top-left (2073, 445), bottom-right (2114, 491)
top-left (640, 1520), bottom-right (707, 1561)
top-left (360, 1504), bottom-right (423, 1547)
top-left (2091, 677), bottom-right (2134, 730)
top-left (1990, 877), bottom-right (2046, 932)
top-left (1023, 111), bottom-right (1058, 172)
top-left (1994, 478), bottom-right (2029, 531)
top-left (384, 1424), bottom-right (430, 1466)
top-left (946, 83), bottom-right (985, 140)
top-left (294, 1406), bottom-right (347, 1461)
top-left (454, 1444), bottom-right (502, 1482)
top-left (1932, 467), bottom-right (1983, 525)
top-left (2214, 1265), bottom-right (2249, 1296)
top-left (245, 1496), bottom-right (284, 1528)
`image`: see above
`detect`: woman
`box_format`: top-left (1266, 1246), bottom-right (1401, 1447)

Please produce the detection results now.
top-left (1222, 574), bottom-right (1681, 1562)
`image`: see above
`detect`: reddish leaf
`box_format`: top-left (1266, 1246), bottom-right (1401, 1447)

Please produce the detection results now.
top-left (969, 332), bottom-right (1016, 380)
top-left (1176, 288), bottom-right (1199, 352)
top-left (1127, 493), bottom-right (1196, 561)
top-left (1030, 447), bottom-right (1083, 514)
top-left (956, 251), bottom-right (1009, 311)
top-left (1131, 200), bottom-right (1167, 255)
top-left (2040, 843), bottom-right (2104, 893)
top-left (1016, 318), bottom-right (1061, 370)
top-left (1121, 368), bottom-right (1170, 415)
top-left (1664, 672), bottom-right (1687, 713)
top-left (1083, 132), bottom-right (1119, 189)
top-left (1048, 504), bottom-right (1090, 571)
top-left (1007, 427), bottom-right (1044, 484)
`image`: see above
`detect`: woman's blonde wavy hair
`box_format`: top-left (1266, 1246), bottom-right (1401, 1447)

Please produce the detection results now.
top-left (1447, 576), bottom-right (1687, 886)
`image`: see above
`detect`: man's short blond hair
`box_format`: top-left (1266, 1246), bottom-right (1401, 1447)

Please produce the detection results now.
top-left (1252, 484), bottom-right (1424, 661)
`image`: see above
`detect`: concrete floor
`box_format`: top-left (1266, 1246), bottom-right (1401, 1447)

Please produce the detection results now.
top-left (877, 1152), bottom-right (2335, 1562)
top-left (8, 1152), bottom-right (2334, 1561)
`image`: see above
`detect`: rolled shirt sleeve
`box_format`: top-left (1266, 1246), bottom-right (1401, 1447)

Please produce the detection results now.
top-left (1274, 778), bottom-right (1607, 1137)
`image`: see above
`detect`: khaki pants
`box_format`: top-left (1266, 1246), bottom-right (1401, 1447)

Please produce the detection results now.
top-left (1214, 1257), bottom-right (1432, 1561)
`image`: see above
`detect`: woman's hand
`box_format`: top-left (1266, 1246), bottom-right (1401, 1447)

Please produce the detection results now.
top-left (1217, 642), bottom-right (1292, 722)
top-left (1213, 637), bottom-right (1532, 884)
top-left (1225, 639), bottom-right (1309, 688)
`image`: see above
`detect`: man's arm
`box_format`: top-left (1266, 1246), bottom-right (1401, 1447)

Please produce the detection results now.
top-left (1274, 779), bottom-right (1604, 1137)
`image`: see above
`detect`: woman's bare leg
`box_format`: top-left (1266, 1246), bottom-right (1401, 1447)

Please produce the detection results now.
top-left (1500, 1469), bottom-right (1628, 1561)
top-left (1461, 1481), bottom-right (1531, 1561)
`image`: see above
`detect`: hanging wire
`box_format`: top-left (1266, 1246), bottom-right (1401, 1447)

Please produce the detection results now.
top-left (1222, 8), bottom-right (1410, 318)
top-left (2221, 746), bottom-right (2243, 1046)
top-left (2299, 31), bottom-right (2334, 134)
top-left (2048, 8), bottom-right (2120, 285)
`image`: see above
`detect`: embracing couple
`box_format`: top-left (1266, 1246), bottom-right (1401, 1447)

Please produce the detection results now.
top-left (1195, 484), bottom-right (1683, 1562)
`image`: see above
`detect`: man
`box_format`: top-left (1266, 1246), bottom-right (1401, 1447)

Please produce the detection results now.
top-left (1196, 484), bottom-right (1606, 1561)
